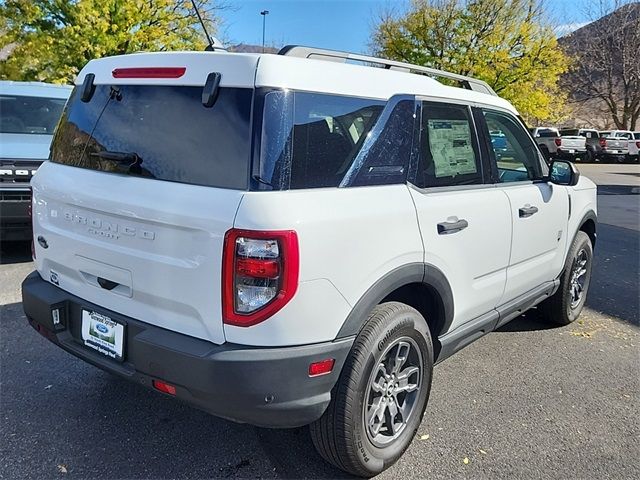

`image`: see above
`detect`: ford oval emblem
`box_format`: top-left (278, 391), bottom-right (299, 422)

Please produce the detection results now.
top-left (96, 323), bottom-right (109, 334)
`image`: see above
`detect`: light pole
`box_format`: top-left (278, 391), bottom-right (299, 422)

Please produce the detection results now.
top-left (260, 10), bottom-right (269, 53)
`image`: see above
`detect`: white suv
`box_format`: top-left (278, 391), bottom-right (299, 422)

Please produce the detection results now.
top-left (22, 46), bottom-right (597, 477)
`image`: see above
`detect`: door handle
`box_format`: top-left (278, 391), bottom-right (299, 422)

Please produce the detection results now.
top-left (519, 205), bottom-right (539, 218)
top-left (437, 219), bottom-right (468, 235)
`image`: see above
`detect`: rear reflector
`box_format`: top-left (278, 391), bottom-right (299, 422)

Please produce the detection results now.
top-left (112, 67), bottom-right (186, 79)
top-left (152, 379), bottom-right (176, 395)
top-left (309, 359), bottom-right (335, 377)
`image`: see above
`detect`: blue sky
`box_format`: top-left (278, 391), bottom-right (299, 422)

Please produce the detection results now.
top-left (219, 0), bottom-right (598, 53)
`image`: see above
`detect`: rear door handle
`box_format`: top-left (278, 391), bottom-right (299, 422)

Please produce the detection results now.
top-left (519, 205), bottom-right (539, 218)
top-left (437, 219), bottom-right (468, 235)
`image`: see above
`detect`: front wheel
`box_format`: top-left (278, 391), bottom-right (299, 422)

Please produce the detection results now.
top-left (310, 302), bottom-right (433, 477)
top-left (540, 231), bottom-right (593, 325)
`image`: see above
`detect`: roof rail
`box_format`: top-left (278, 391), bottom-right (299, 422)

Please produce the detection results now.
top-left (278, 45), bottom-right (497, 97)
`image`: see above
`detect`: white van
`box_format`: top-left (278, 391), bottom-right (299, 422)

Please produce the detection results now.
top-left (22, 47), bottom-right (597, 476)
top-left (0, 81), bottom-right (71, 240)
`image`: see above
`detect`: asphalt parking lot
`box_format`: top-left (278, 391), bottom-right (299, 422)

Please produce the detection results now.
top-left (1, 163), bottom-right (638, 479)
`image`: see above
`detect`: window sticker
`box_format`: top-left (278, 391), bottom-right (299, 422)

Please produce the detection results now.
top-left (427, 119), bottom-right (477, 178)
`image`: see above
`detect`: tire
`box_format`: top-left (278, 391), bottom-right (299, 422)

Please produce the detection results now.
top-left (585, 149), bottom-right (595, 163)
top-left (540, 231), bottom-right (593, 325)
top-left (310, 302), bottom-right (434, 477)
top-left (539, 145), bottom-right (551, 162)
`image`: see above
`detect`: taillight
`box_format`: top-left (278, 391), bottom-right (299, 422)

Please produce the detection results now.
top-left (600, 138), bottom-right (607, 147)
top-left (222, 229), bottom-right (299, 327)
top-left (636, 141), bottom-right (640, 148)
top-left (554, 138), bottom-right (562, 147)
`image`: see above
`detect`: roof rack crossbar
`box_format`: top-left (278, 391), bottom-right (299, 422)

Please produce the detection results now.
top-left (278, 45), bottom-right (497, 96)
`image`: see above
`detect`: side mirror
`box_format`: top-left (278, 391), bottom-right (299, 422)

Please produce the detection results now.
top-left (549, 159), bottom-right (580, 186)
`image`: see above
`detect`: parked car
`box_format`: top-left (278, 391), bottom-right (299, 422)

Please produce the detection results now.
top-left (0, 81), bottom-right (71, 241)
top-left (559, 128), bottom-right (601, 162)
top-left (629, 132), bottom-right (640, 162)
top-left (21, 46), bottom-right (597, 477)
top-left (530, 126), bottom-right (587, 161)
top-left (598, 131), bottom-right (630, 163)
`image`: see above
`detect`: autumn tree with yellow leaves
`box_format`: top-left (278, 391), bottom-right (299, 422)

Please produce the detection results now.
top-left (371, 0), bottom-right (569, 124)
top-left (0, 0), bottom-right (225, 84)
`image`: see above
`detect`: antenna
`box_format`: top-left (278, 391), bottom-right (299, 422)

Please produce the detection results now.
top-left (190, 0), bottom-right (216, 50)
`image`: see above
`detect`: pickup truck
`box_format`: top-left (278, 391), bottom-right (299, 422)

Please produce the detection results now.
top-left (598, 131), bottom-right (630, 163)
top-left (530, 127), bottom-right (587, 162)
top-left (629, 132), bottom-right (640, 162)
top-left (559, 128), bottom-right (601, 162)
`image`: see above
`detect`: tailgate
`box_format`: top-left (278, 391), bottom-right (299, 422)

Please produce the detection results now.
top-left (32, 162), bottom-right (243, 344)
top-left (605, 137), bottom-right (627, 149)
top-left (560, 136), bottom-right (586, 149)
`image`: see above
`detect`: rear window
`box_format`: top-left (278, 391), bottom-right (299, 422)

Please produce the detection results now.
top-left (537, 128), bottom-right (559, 137)
top-left (258, 90), bottom-right (385, 189)
top-left (0, 95), bottom-right (67, 135)
top-left (560, 129), bottom-right (578, 136)
top-left (51, 85), bottom-right (252, 189)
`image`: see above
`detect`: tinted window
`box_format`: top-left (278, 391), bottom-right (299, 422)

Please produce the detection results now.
top-left (537, 128), bottom-right (559, 137)
top-left (483, 110), bottom-right (544, 183)
top-left (346, 99), bottom-right (416, 187)
top-left (560, 129), bottom-right (579, 136)
top-left (51, 86), bottom-right (252, 189)
top-left (634, 133), bottom-right (640, 140)
top-left (415, 102), bottom-right (482, 188)
top-left (259, 91), bottom-right (384, 189)
top-left (0, 95), bottom-right (67, 134)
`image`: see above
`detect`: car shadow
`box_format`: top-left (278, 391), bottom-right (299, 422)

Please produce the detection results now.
top-left (0, 240), bottom-right (32, 265)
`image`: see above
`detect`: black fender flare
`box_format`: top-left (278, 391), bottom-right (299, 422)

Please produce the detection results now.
top-left (335, 263), bottom-right (455, 339)
top-left (561, 210), bottom-right (597, 272)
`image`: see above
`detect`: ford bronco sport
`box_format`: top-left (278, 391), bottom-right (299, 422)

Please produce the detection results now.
top-left (22, 46), bottom-right (597, 477)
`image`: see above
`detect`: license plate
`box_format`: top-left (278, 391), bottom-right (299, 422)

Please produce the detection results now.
top-left (568, 149), bottom-right (575, 153)
top-left (81, 310), bottom-right (125, 361)
top-left (612, 150), bottom-right (620, 153)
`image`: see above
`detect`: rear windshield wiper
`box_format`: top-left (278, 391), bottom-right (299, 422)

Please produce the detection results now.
top-left (90, 150), bottom-right (139, 163)
top-left (90, 150), bottom-right (154, 178)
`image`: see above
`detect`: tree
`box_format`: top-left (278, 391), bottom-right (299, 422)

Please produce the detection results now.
top-left (560, 2), bottom-right (640, 130)
top-left (0, 0), bottom-right (226, 84)
top-left (371, 0), bottom-right (569, 123)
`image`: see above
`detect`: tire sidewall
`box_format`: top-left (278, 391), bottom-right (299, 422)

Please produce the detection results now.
top-left (350, 306), bottom-right (433, 474)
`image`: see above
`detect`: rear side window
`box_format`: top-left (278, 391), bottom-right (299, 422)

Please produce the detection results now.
top-left (415, 102), bottom-right (482, 188)
top-left (0, 95), bottom-right (67, 135)
top-left (258, 91), bottom-right (384, 189)
top-left (51, 85), bottom-right (252, 189)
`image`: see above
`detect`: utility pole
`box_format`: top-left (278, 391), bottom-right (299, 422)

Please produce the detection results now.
top-left (260, 10), bottom-right (269, 53)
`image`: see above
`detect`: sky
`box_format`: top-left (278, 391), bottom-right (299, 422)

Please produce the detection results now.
top-left (219, 0), bottom-right (602, 54)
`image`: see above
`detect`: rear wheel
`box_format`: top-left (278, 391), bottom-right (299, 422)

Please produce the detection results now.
top-left (310, 302), bottom-right (433, 477)
top-left (540, 231), bottom-right (593, 325)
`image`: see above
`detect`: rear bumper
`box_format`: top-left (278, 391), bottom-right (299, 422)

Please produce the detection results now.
top-left (21, 271), bottom-right (353, 428)
top-left (0, 187), bottom-right (31, 241)
top-left (554, 149), bottom-right (586, 159)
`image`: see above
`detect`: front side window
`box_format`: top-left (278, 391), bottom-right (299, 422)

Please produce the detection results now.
top-left (415, 102), bottom-right (482, 188)
top-left (483, 110), bottom-right (545, 183)
top-left (0, 94), bottom-right (67, 135)
top-left (259, 90), bottom-right (384, 189)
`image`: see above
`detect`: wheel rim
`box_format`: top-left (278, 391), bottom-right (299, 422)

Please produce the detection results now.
top-left (569, 248), bottom-right (589, 309)
top-left (363, 337), bottom-right (423, 447)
